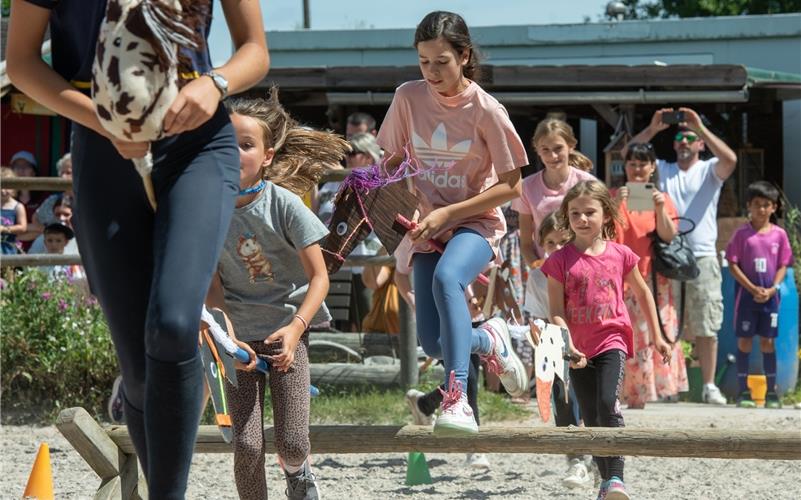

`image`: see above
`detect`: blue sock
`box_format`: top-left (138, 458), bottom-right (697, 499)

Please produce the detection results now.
top-left (763, 350), bottom-right (777, 393)
top-left (736, 349), bottom-right (750, 394)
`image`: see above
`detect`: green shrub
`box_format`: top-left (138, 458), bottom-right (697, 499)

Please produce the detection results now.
top-left (1, 270), bottom-right (117, 423)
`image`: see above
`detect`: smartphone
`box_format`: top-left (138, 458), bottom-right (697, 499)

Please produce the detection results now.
top-left (626, 182), bottom-right (655, 211)
top-left (662, 111), bottom-right (685, 125)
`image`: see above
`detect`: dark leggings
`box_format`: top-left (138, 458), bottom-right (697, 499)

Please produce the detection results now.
top-left (418, 354), bottom-right (481, 425)
top-left (570, 349), bottom-right (627, 482)
top-left (71, 105), bottom-right (239, 499)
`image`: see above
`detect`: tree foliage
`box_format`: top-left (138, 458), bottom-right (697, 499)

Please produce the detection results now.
top-left (606, 0), bottom-right (801, 20)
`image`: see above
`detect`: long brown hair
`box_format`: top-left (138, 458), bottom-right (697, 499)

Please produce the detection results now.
top-left (557, 180), bottom-right (623, 241)
top-left (225, 87), bottom-right (349, 196)
top-left (414, 11), bottom-right (481, 81)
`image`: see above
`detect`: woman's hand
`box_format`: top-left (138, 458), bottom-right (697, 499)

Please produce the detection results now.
top-left (264, 325), bottom-right (303, 372)
top-left (233, 339), bottom-right (259, 372)
top-left (654, 339), bottom-right (672, 365)
top-left (163, 76), bottom-right (221, 136)
top-left (653, 190), bottom-right (666, 208)
top-left (410, 207), bottom-right (450, 244)
top-left (615, 186), bottom-right (629, 206)
top-left (110, 137), bottom-right (150, 159)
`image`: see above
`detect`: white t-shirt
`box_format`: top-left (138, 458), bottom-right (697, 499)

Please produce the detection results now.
top-left (657, 157), bottom-right (723, 257)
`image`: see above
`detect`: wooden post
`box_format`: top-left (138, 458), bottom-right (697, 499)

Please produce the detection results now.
top-left (101, 424), bottom-right (801, 460)
top-left (398, 295), bottom-right (418, 389)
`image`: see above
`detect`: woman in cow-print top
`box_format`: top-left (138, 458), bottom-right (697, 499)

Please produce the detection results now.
top-left (7, 1), bottom-right (269, 497)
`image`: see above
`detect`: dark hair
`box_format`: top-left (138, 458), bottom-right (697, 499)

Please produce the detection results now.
top-left (624, 142), bottom-right (657, 164)
top-left (347, 112), bottom-right (376, 131)
top-left (414, 11), bottom-right (481, 81)
top-left (746, 181), bottom-right (780, 205)
top-left (44, 222), bottom-right (74, 240)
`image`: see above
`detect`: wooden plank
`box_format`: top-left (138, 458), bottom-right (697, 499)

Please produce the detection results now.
top-left (104, 425), bottom-right (801, 460)
top-left (56, 407), bottom-right (121, 480)
top-left (94, 476), bottom-right (121, 500)
top-left (328, 309), bottom-right (350, 321)
top-left (324, 295), bottom-right (350, 308)
top-left (328, 281), bottom-right (352, 294)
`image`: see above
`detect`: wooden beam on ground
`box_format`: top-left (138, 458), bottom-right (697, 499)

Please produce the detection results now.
top-left (103, 424), bottom-right (801, 460)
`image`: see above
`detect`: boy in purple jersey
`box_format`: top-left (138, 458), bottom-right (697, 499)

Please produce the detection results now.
top-left (726, 181), bottom-right (793, 408)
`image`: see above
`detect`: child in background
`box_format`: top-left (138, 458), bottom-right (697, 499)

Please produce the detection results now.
top-left (513, 118), bottom-right (596, 265)
top-left (726, 181), bottom-right (793, 409)
top-left (1, 167), bottom-right (28, 255)
top-left (542, 180), bottom-right (671, 500)
top-left (205, 89), bottom-right (348, 500)
top-left (377, 10), bottom-right (529, 436)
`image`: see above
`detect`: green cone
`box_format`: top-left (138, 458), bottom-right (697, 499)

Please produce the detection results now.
top-left (405, 451), bottom-right (432, 486)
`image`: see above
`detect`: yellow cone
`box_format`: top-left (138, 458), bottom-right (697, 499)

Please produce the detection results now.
top-left (23, 443), bottom-right (54, 500)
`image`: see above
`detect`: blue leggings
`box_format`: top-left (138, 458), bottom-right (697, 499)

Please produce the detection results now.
top-left (413, 228), bottom-right (494, 390)
top-left (71, 104), bottom-right (239, 499)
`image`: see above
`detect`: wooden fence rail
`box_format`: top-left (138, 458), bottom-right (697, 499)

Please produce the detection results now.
top-left (55, 407), bottom-right (801, 500)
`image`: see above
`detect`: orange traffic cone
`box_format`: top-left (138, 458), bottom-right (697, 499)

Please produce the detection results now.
top-left (23, 443), bottom-right (54, 500)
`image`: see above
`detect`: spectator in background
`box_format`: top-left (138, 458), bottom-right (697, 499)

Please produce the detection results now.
top-left (627, 107), bottom-right (737, 405)
top-left (614, 143), bottom-right (688, 409)
top-left (1, 167), bottom-right (28, 254)
top-left (29, 196), bottom-right (79, 256)
top-left (36, 222), bottom-right (85, 282)
top-left (346, 111), bottom-right (377, 138)
top-left (9, 151), bottom-right (46, 241)
top-left (20, 153), bottom-right (73, 245)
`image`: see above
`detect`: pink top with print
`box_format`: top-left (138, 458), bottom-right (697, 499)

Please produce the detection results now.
top-left (377, 80), bottom-right (528, 263)
top-left (541, 241), bottom-right (638, 359)
top-left (512, 167), bottom-right (596, 258)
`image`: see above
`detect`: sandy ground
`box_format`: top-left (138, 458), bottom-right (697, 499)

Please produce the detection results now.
top-left (2, 402), bottom-right (800, 499)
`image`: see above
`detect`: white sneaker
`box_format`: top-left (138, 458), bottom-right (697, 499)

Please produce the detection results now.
top-left (433, 371), bottom-right (478, 436)
top-left (405, 389), bottom-right (434, 426)
top-left (702, 384), bottom-right (727, 405)
top-left (465, 453), bottom-right (491, 470)
top-left (480, 317), bottom-right (528, 398)
top-left (562, 458), bottom-right (592, 489)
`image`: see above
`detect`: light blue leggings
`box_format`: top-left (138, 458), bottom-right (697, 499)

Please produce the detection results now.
top-left (413, 228), bottom-right (494, 390)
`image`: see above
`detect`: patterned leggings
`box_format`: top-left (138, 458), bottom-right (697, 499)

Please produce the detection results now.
top-left (226, 334), bottom-right (311, 500)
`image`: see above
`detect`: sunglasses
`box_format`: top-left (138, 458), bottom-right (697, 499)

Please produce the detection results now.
top-left (674, 132), bottom-right (699, 143)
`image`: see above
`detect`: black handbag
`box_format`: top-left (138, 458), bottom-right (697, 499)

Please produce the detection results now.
top-left (650, 217), bottom-right (700, 282)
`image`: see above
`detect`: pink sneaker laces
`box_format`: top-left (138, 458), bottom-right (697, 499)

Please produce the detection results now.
top-left (479, 325), bottom-right (503, 375)
top-left (438, 370), bottom-right (464, 413)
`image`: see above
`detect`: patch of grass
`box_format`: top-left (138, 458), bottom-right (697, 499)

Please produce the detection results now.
top-left (782, 377), bottom-right (801, 406)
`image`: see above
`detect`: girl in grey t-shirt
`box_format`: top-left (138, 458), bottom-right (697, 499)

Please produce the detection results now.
top-left (205, 89), bottom-right (349, 499)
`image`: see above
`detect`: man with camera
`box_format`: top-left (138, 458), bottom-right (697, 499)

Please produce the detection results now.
top-left (627, 107), bottom-right (737, 405)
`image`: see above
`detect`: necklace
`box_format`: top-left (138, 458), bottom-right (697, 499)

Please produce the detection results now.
top-left (238, 180), bottom-right (266, 196)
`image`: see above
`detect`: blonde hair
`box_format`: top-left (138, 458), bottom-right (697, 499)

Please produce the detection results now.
top-left (532, 118), bottom-right (592, 172)
top-left (1, 167), bottom-right (17, 196)
top-left (557, 180), bottom-right (622, 241)
top-left (225, 87), bottom-right (349, 196)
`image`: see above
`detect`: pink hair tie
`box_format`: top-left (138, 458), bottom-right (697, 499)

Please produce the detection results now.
top-left (294, 314), bottom-right (309, 331)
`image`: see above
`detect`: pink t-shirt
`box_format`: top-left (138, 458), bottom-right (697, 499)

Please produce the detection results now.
top-left (377, 80), bottom-right (528, 264)
top-left (512, 167), bottom-right (596, 258)
top-left (541, 241), bottom-right (638, 359)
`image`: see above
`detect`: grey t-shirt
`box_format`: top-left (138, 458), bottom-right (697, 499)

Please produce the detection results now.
top-left (218, 183), bottom-right (331, 341)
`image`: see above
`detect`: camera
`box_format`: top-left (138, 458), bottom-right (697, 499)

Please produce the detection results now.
top-left (662, 111), bottom-right (685, 125)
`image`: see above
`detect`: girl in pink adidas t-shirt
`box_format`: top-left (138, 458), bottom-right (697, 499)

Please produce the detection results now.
top-left (377, 11), bottom-right (529, 436)
top-left (513, 118), bottom-right (596, 264)
top-left (541, 180), bottom-right (671, 499)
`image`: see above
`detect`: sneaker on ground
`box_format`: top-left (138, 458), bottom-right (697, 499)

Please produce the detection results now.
top-left (562, 458), bottom-right (592, 489)
top-left (405, 389), bottom-right (434, 426)
top-left (765, 392), bottom-right (783, 409)
top-left (480, 317), bottom-right (528, 398)
top-left (595, 479), bottom-right (610, 500)
top-left (702, 383), bottom-right (727, 405)
top-left (433, 371), bottom-right (478, 436)
top-left (605, 476), bottom-right (630, 500)
top-left (108, 375), bottom-right (125, 424)
top-left (285, 459), bottom-right (319, 500)
top-left (465, 453), bottom-right (491, 470)
top-left (736, 391), bottom-right (756, 408)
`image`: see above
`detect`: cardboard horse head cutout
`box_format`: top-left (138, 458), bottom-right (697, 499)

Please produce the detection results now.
top-left (92, 0), bottom-right (207, 208)
top-left (321, 164), bottom-right (418, 274)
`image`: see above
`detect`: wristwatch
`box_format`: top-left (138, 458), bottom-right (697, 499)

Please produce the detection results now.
top-left (204, 70), bottom-right (228, 99)
top-left (774, 284), bottom-right (781, 293)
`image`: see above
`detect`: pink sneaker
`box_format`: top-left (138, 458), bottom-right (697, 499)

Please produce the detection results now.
top-left (480, 318), bottom-right (528, 398)
top-left (433, 371), bottom-right (478, 436)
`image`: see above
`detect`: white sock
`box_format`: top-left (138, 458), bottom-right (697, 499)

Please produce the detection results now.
top-left (284, 461), bottom-right (304, 475)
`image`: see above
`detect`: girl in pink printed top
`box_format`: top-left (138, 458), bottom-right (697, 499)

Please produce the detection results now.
top-left (376, 11), bottom-right (529, 436)
top-left (513, 118), bottom-right (596, 265)
top-left (541, 180), bottom-right (671, 500)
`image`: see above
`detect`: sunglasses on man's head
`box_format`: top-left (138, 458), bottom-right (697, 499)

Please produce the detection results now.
top-left (674, 132), bottom-right (699, 143)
